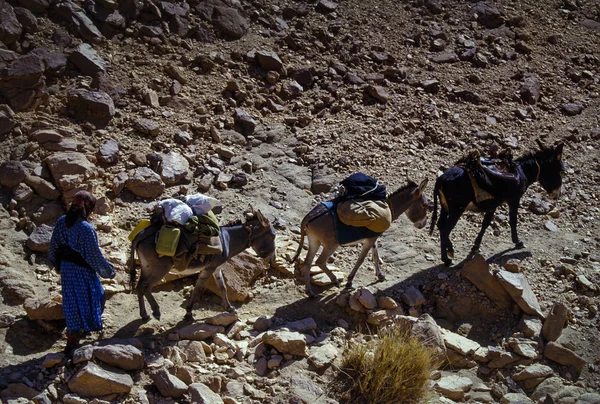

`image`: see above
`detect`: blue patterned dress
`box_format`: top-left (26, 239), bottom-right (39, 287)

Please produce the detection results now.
top-left (48, 217), bottom-right (115, 333)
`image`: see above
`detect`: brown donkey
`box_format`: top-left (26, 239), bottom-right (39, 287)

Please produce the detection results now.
top-left (130, 209), bottom-right (276, 320)
top-left (291, 179), bottom-right (431, 297)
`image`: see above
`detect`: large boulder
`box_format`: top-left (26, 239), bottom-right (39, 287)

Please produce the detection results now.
top-left (23, 296), bottom-right (64, 320)
top-left (462, 254), bottom-right (512, 308)
top-left (0, 160), bottom-right (26, 188)
top-left (0, 0), bottom-right (23, 45)
top-left (93, 344), bottom-right (144, 370)
top-left (53, 0), bottom-right (102, 42)
top-left (0, 110), bottom-right (16, 136)
top-left (189, 382), bottom-right (224, 404)
top-left (69, 43), bottom-right (106, 76)
top-left (26, 223), bottom-right (53, 252)
top-left (150, 369), bottom-right (187, 398)
top-left (126, 167), bottom-right (165, 198)
top-left (24, 175), bottom-right (61, 200)
top-left (45, 152), bottom-right (97, 203)
top-left (68, 362), bottom-right (133, 397)
top-left (67, 88), bottom-right (114, 129)
top-left (203, 251), bottom-right (268, 302)
top-left (159, 151), bottom-right (189, 185)
top-left (212, 6), bottom-right (249, 39)
top-left (0, 54), bottom-right (46, 111)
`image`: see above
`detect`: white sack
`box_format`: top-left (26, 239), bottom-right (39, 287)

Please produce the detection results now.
top-left (185, 193), bottom-right (220, 215)
top-left (158, 198), bottom-right (193, 224)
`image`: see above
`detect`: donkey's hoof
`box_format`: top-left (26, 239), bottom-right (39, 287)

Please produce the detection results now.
top-left (443, 259), bottom-right (454, 267)
top-left (227, 306), bottom-right (238, 314)
top-left (344, 283), bottom-right (355, 290)
top-left (184, 312), bottom-right (194, 321)
top-left (377, 274), bottom-right (386, 282)
top-left (470, 245), bottom-right (480, 254)
top-left (141, 315), bottom-right (151, 322)
top-left (515, 241), bottom-right (525, 249)
top-left (152, 312), bottom-right (161, 321)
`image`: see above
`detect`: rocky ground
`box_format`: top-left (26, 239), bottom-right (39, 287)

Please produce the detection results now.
top-left (0, 0), bottom-right (599, 403)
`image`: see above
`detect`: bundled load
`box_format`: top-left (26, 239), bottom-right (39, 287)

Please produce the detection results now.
top-left (334, 173), bottom-right (392, 233)
top-left (129, 193), bottom-right (223, 262)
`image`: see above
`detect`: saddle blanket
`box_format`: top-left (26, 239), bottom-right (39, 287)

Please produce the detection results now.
top-left (322, 201), bottom-right (382, 246)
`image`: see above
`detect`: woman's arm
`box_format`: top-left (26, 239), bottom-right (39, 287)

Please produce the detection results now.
top-left (80, 222), bottom-right (116, 279)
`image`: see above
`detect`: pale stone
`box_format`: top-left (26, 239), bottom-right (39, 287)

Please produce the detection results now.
top-left (263, 331), bottom-right (307, 356)
top-left (542, 303), bottom-right (568, 342)
top-left (512, 364), bottom-right (553, 381)
top-left (68, 362), bottom-right (133, 397)
top-left (176, 340), bottom-right (206, 363)
top-left (308, 344), bottom-right (338, 369)
top-left (356, 288), bottom-right (377, 309)
top-left (42, 353), bottom-right (64, 368)
top-left (519, 315), bottom-right (543, 338)
top-left (496, 270), bottom-right (544, 318)
top-left (543, 341), bottom-right (586, 371)
top-left (435, 375), bottom-right (473, 400)
top-left (377, 296), bottom-right (398, 309)
top-left (500, 392), bottom-right (533, 403)
top-left (93, 344), bottom-right (144, 370)
top-left (463, 254), bottom-right (512, 308)
top-left (508, 338), bottom-right (540, 359)
top-left (366, 310), bottom-right (389, 325)
top-left (189, 382), bottom-right (224, 404)
top-left (150, 368), bottom-right (187, 398)
top-left (442, 329), bottom-right (481, 355)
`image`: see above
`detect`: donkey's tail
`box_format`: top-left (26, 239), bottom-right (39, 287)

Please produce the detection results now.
top-left (290, 219), bottom-right (306, 263)
top-left (129, 241), bottom-right (138, 292)
top-left (429, 179), bottom-right (440, 236)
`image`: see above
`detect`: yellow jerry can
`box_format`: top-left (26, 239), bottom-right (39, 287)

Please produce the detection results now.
top-left (128, 219), bottom-right (151, 242)
top-left (156, 225), bottom-right (181, 257)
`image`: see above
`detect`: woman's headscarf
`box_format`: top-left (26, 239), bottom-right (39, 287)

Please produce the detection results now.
top-left (65, 191), bottom-right (97, 227)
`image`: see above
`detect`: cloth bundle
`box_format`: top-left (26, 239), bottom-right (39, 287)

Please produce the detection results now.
top-left (157, 198), bottom-right (193, 225)
top-left (337, 199), bottom-right (392, 233)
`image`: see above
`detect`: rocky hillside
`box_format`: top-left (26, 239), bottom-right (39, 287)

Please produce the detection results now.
top-left (0, 0), bottom-right (599, 403)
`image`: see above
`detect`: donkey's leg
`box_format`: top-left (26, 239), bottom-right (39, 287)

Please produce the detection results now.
top-left (136, 288), bottom-right (149, 321)
top-left (314, 244), bottom-right (341, 288)
top-left (437, 206), bottom-right (452, 265)
top-left (371, 241), bottom-right (385, 281)
top-left (185, 269), bottom-right (212, 319)
top-left (215, 267), bottom-right (235, 313)
top-left (345, 238), bottom-right (377, 289)
top-left (144, 288), bottom-right (161, 320)
top-left (302, 238), bottom-right (321, 298)
top-left (441, 208), bottom-right (464, 266)
top-left (472, 208), bottom-right (496, 253)
top-left (508, 201), bottom-right (525, 248)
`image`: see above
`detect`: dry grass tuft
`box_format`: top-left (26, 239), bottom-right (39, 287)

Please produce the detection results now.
top-left (341, 324), bottom-right (438, 404)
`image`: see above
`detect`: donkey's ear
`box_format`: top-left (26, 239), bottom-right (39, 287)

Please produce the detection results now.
top-left (535, 139), bottom-right (547, 150)
top-left (555, 143), bottom-right (564, 161)
top-left (418, 178), bottom-right (428, 193)
top-left (255, 209), bottom-right (269, 226)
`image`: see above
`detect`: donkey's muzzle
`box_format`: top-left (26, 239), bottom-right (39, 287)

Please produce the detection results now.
top-left (551, 187), bottom-right (562, 199)
top-left (414, 217), bottom-right (428, 229)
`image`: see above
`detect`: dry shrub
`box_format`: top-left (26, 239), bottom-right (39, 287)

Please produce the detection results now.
top-left (341, 324), bottom-right (438, 404)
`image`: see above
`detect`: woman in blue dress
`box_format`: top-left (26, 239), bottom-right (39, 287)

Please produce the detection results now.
top-left (48, 191), bottom-right (115, 354)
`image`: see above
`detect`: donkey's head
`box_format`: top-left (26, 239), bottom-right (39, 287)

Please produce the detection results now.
top-left (404, 179), bottom-right (432, 229)
top-left (535, 141), bottom-right (565, 198)
top-left (246, 209), bottom-right (276, 258)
